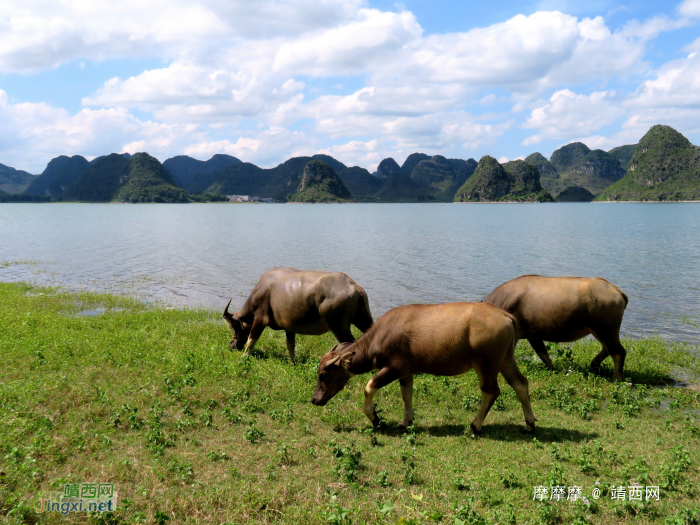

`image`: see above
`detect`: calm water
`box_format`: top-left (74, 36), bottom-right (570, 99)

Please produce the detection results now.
top-left (1, 203), bottom-right (699, 343)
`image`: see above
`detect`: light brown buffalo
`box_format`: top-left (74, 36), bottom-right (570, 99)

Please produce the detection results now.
top-left (222, 268), bottom-right (373, 363)
top-left (311, 302), bottom-right (537, 434)
top-left (485, 275), bottom-right (629, 381)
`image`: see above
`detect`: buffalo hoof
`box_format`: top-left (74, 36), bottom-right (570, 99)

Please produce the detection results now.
top-left (522, 424), bottom-right (536, 435)
top-left (371, 416), bottom-right (383, 428)
top-left (398, 421), bottom-right (414, 432)
top-left (469, 422), bottom-right (481, 436)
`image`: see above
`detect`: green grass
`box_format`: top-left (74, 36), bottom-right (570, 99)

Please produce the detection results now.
top-left (1, 282), bottom-right (699, 524)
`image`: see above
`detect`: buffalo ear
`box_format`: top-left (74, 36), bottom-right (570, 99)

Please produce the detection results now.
top-left (330, 344), bottom-right (339, 352)
top-left (340, 352), bottom-right (355, 370)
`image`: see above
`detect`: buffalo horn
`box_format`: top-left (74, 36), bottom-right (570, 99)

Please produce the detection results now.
top-left (222, 299), bottom-right (232, 318)
top-left (326, 354), bottom-right (342, 367)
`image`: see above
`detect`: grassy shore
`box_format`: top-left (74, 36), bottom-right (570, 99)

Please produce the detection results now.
top-left (1, 282), bottom-right (699, 525)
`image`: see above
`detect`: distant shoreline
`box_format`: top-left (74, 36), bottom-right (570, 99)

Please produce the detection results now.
top-left (3, 199), bottom-right (700, 204)
top-left (592, 200), bottom-right (700, 204)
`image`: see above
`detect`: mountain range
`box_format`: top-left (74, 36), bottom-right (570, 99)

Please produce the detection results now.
top-left (1, 124), bottom-right (697, 203)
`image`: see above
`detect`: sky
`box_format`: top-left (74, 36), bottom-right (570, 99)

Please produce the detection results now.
top-left (1, 0), bottom-right (700, 174)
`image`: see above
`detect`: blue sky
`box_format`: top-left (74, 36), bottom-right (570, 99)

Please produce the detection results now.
top-left (1, 0), bottom-right (699, 173)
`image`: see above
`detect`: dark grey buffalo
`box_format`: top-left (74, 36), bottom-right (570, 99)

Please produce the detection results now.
top-left (222, 268), bottom-right (373, 363)
top-left (485, 275), bottom-right (629, 381)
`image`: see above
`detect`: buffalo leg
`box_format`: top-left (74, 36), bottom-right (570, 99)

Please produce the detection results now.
top-left (285, 331), bottom-right (296, 364)
top-left (528, 338), bottom-right (555, 370)
top-left (363, 367), bottom-right (401, 427)
top-left (242, 320), bottom-right (265, 356)
top-left (591, 331), bottom-right (626, 382)
top-left (589, 347), bottom-right (609, 374)
top-left (500, 357), bottom-right (536, 433)
top-left (352, 303), bottom-right (374, 333)
top-left (471, 364), bottom-right (501, 434)
top-left (399, 374), bottom-right (414, 429)
top-left (330, 326), bottom-right (355, 344)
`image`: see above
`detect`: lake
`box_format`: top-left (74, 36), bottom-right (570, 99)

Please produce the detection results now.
top-left (1, 202), bottom-right (699, 344)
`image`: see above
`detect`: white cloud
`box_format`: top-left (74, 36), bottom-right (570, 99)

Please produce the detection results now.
top-left (522, 134), bottom-right (542, 146)
top-left (627, 52), bottom-right (700, 109)
top-left (183, 138), bottom-right (262, 159)
top-left (84, 58), bottom-right (308, 124)
top-left (678, 0), bottom-right (700, 17)
top-left (682, 37), bottom-right (700, 52)
top-left (83, 9), bottom-right (653, 129)
top-left (0, 0), bottom-right (364, 73)
top-left (1, 88), bottom-right (286, 171)
top-left (524, 89), bottom-right (625, 139)
top-left (0, 1), bottom-right (224, 72)
top-left (0, 90), bottom-right (324, 172)
top-left (541, 52), bottom-right (700, 150)
top-left (539, 16), bottom-right (648, 87)
top-left (2, 2), bottom-right (697, 172)
top-left (619, 14), bottom-right (691, 40)
top-left (316, 139), bottom-right (382, 168)
top-left (183, 127), bottom-right (315, 167)
top-left (272, 9), bottom-right (422, 76)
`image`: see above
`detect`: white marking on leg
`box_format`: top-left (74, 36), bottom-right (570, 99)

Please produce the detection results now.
top-left (243, 337), bottom-right (258, 356)
top-left (363, 379), bottom-right (378, 423)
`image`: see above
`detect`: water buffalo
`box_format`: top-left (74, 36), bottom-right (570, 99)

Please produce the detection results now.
top-left (222, 268), bottom-right (373, 363)
top-left (311, 302), bottom-right (537, 434)
top-left (485, 275), bottom-right (628, 381)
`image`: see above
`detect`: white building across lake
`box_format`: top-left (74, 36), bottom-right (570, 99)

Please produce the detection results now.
top-left (226, 195), bottom-right (274, 203)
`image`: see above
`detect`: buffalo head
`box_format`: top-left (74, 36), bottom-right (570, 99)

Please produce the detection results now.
top-left (222, 299), bottom-right (250, 351)
top-left (311, 343), bottom-right (355, 406)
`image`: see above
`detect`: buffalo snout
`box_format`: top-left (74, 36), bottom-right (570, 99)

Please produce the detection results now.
top-left (311, 388), bottom-right (329, 406)
top-left (229, 339), bottom-right (245, 351)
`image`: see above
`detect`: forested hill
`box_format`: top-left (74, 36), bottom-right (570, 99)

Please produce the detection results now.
top-left (287, 160), bottom-right (354, 203)
top-left (454, 156), bottom-right (554, 203)
top-left (163, 154), bottom-right (241, 192)
top-left (0, 163), bottom-right (36, 194)
top-left (61, 153), bottom-right (221, 203)
top-left (596, 125), bottom-right (700, 201)
top-left (528, 143), bottom-right (628, 198)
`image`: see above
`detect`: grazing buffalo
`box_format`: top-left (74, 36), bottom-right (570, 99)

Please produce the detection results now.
top-left (311, 302), bottom-right (537, 434)
top-left (222, 268), bottom-right (373, 363)
top-left (485, 275), bottom-right (629, 381)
